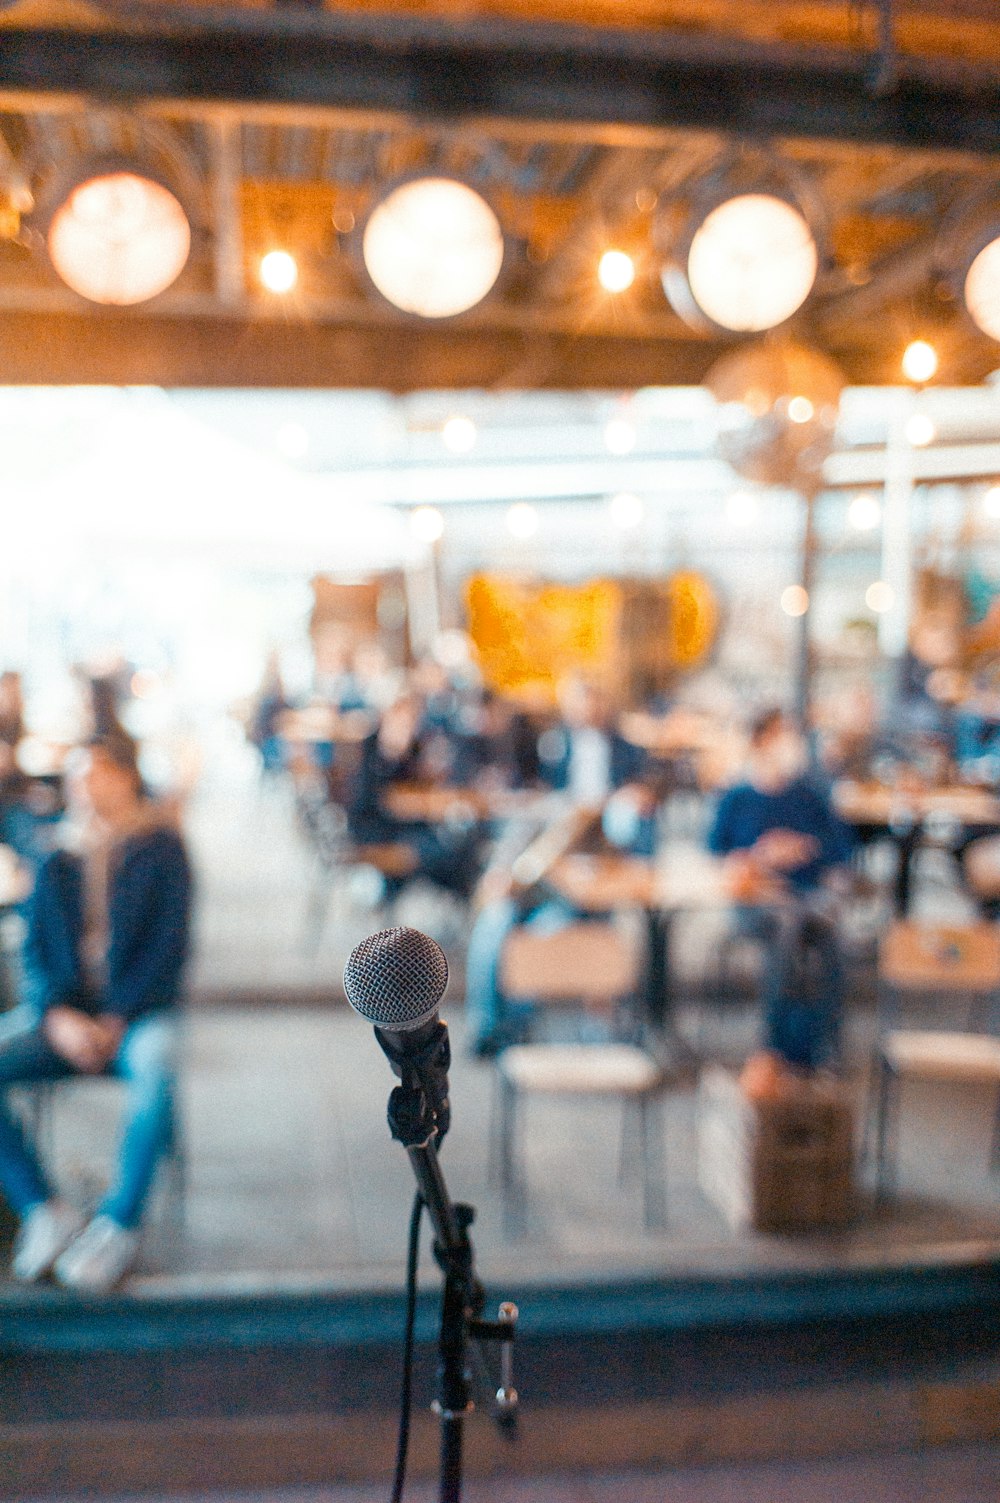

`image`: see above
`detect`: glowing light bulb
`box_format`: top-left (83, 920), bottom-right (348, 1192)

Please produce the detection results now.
top-left (442, 415), bottom-right (477, 454)
top-left (905, 413), bottom-right (936, 447)
top-left (598, 250), bottom-right (636, 293)
top-left (604, 416), bottom-right (636, 455)
top-left (685, 194), bottom-right (817, 332)
top-left (780, 585), bottom-right (809, 618)
top-left (609, 492), bottom-right (643, 529)
top-left (260, 250), bottom-right (298, 293)
top-left (866, 581), bottom-right (895, 613)
top-left (902, 339), bottom-right (938, 383)
top-left (506, 503), bottom-right (539, 540)
top-left (965, 236), bottom-right (1000, 342)
top-left (410, 506), bottom-right (445, 543)
top-left (362, 177), bottom-right (504, 318)
top-left (983, 484), bottom-right (1000, 519)
top-left (787, 396), bottom-right (814, 425)
top-left (848, 492), bottom-right (882, 531)
top-left (47, 171), bottom-right (190, 305)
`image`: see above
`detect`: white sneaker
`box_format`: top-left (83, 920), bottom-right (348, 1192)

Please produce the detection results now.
top-left (12, 1200), bottom-right (86, 1282)
top-left (53, 1215), bottom-right (140, 1294)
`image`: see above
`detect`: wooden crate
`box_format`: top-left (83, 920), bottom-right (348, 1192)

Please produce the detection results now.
top-left (697, 1066), bottom-right (855, 1233)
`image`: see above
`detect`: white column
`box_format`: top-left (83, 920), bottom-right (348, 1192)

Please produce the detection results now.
top-left (879, 390), bottom-right (915, 658)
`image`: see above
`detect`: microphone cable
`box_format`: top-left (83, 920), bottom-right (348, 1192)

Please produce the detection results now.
top-left (390, 1188), bottom-right (425, 1503)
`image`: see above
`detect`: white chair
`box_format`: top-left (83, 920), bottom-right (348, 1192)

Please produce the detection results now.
top-left (867, 920), bottom-right (1000, 1196)
top-left (492, 921), bottom-right (668, 1233)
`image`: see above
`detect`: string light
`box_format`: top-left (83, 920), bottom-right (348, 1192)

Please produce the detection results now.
top-left (905, 412), bottom-right (936, 447)
top-left (866, 581), bottom-right (895, 613)
top-left (780, 585), bottom-right (809, 617)
top-left (848, 492), bottom-right (882, 531)
top-left (787, 396), bottom-right (814, 425)
top-left (901, 339), bottom-right (938, 383)
top-left (410, 506), bottom-right (445, 543)
top-left (598, 250), bottom-right (636, 293)
top-left (260, 250), bottom-right (298, 293)
top-left (442, 416), bottom-right (477, 454)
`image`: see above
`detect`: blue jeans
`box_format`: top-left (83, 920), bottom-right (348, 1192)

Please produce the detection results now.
top-left (0, 1010), bottom-right (178, 1228)
top-left (465, 895), bottom-right (577, 1049)
top-left (733, 898), bottom-right (845, 1068)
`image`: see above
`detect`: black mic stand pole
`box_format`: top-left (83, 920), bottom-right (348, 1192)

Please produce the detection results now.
top-left (375, 1023), bottom-right (517, 1503)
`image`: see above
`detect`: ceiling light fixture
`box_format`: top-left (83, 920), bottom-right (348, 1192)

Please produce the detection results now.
top-left (361, 177), bottom-right (504, 318)
top-left (45, 165), bottom-right (190, 305)
top-left (965, 236), bottom-right (1000, 342)
top-left (656, 156), bottom-right (822, 335)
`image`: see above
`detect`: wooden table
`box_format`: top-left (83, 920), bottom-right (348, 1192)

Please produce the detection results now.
top-left (834, 778), bottom-right (1000, 914)
top-left (276, 707), bottom-right (373, 745)
top-left (546, 849), bottom-right (780, 1051)
top-left (384, 782), bottom-right (558, 825)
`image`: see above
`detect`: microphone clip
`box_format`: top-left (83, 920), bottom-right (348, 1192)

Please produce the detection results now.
top-left (377, 1020), bottom-right (452, 1145)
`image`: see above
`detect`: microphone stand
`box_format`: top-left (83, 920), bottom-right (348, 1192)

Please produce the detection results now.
top-left (375, 1023), bottom-right (518, 1503)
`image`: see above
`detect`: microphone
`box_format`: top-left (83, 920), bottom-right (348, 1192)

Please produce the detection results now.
top-left (344, 926), bottom-right (452, 1141)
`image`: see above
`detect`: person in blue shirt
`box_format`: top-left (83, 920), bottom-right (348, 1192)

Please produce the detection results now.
top-left (0, 734), bottom-right (192, 1293)
top-left (707, 707), bottom-right (854, 1068)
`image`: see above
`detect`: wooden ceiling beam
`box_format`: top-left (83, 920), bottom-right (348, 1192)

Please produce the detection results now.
top-left (0, 304), bottom-right (992, 391)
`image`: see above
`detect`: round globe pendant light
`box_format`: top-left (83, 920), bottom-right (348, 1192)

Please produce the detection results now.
top-left (965, 235), bottom-right (1000, 342)
top-left (361, 177), bottom-right (504, 318)
top-left (684, 193), bottom-right (818, 333)
top-left (47, 169), bottom-right (190, 306)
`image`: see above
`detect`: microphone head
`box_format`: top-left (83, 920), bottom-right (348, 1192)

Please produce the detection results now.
top-left (344, 926), bottom-right (449, 1031)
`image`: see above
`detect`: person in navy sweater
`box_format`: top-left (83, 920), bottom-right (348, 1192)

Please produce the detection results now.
top-left (0, 734), bottom-right (192, 1292)
top-left (707, 707), bottom-right (854, 1068)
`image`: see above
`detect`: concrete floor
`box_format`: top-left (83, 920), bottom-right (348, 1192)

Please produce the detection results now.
top-left (5, 727), bottom-right (998, 1292)
top-left (8, 730), bottom-right (1000, 1292)
top-left (17, 996), bottom-right (998, 1295)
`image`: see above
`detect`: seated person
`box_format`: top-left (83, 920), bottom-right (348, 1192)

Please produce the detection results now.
top-left (537, 677), bottom-right (656, 852)
top-left (465, 677), bottom-right (658, 1056)
top-left (448, 689), bottom-right (532, 794)
top-left (0, 734), bottom-right (192, 1292)
top-left (248, 652), bottom-right (291, 774)
top-left (707, 707), bottom-right (854, 1069)
top-left (347, 691), bottom-right (483, 899)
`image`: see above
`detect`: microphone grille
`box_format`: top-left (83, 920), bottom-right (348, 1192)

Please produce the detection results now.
top-left (343, 926), bottom-right (449, 1031)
